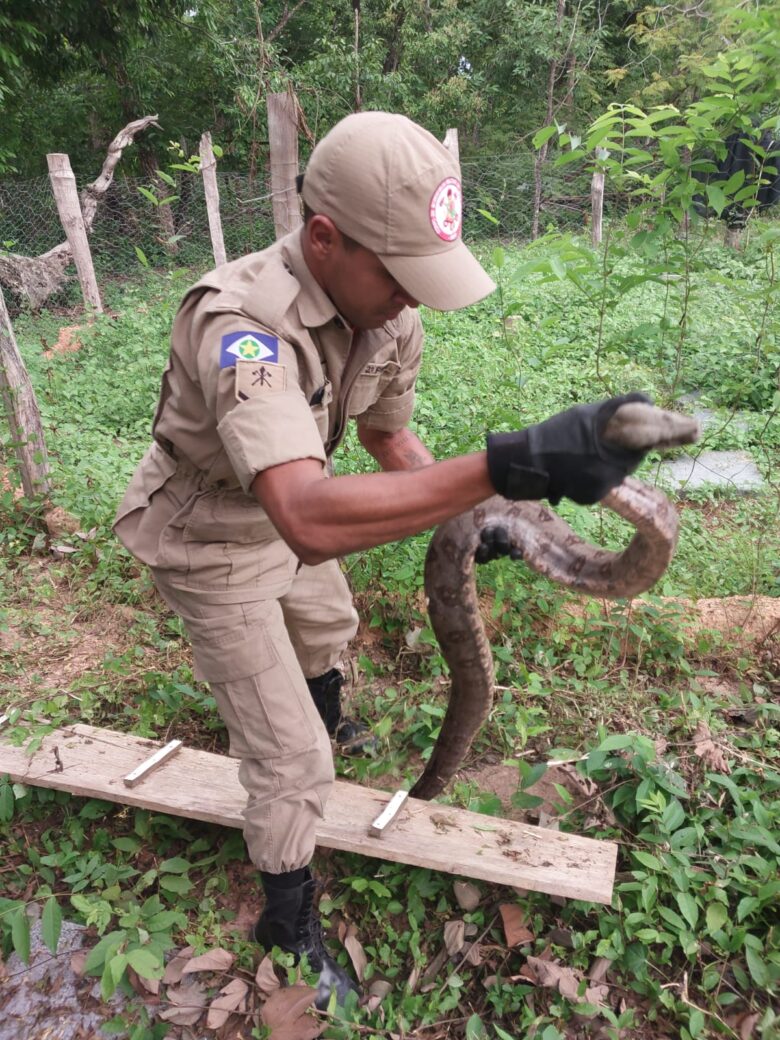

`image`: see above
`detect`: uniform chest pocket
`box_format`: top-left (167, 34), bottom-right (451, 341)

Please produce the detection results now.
top-left (347, 359), bottom-right (400, 418)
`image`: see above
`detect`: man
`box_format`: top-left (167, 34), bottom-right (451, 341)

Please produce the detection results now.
top-left (114, 112), bottom-right (647, 1008)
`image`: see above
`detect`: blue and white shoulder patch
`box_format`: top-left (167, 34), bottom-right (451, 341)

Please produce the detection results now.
top-left (219, 331), bottom-right (279, 368)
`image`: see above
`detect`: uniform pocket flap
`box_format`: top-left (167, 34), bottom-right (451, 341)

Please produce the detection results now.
top-left (114, 443), bottom-right (178, 526)
top-left (183, 488), bottom-right (278, 544)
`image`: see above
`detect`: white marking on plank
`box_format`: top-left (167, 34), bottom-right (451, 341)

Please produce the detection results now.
top-left (123, 739), bottom-right (182, 787)
top-left (369, 789), bottom-right (409, 837)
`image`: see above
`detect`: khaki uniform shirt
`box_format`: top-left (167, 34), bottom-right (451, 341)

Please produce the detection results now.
top-left (114, 228), bottom-right (424, 602)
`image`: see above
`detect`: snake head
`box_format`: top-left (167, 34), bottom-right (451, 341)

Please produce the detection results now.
top-left (602, 402), bottom-right (700, 452)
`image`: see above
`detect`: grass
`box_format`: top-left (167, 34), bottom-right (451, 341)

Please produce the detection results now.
top-left (1, 228), bottom-right (779, 1039)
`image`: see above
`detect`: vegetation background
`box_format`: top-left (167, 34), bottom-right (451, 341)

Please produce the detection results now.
top-left (0, 2), bottom-right (778, 1040)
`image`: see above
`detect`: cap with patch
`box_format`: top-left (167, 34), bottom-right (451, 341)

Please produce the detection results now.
top-left (300, 112), bottom-right (496, 311)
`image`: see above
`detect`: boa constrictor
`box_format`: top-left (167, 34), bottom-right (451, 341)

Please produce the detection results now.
top-left (411, 402), bottom-right (699, 800)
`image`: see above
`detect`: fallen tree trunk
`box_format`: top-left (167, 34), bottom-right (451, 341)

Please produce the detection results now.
top-left (0, 115), bottom-right (160, 310)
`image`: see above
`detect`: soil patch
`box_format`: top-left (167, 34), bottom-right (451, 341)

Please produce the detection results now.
top-left (42, 325), bottom-right (83, 358)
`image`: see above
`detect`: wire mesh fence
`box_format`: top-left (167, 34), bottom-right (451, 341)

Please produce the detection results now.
top-left (0, 152), bottom-right (608, 314)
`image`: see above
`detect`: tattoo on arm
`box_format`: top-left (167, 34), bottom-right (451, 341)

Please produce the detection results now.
top-left (362, 427), bottom-right (435, 471)
top-left (399, 443), bottom-right (433, 470)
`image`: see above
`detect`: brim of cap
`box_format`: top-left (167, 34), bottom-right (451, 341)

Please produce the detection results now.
top-left (380, 240), bottom-right (496, 311)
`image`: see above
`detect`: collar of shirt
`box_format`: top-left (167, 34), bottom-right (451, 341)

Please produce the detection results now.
top-left (283, 227), bottom-right (353, 333)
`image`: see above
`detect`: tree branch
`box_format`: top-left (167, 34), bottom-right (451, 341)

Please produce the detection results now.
top-left (0, 115), bottom-right (159, 309)
top-left (267, 0), bottom-right (309, 44)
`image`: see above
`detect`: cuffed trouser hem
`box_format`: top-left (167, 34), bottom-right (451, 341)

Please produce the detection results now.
top-left (240, 745), bottom-right (334, 874)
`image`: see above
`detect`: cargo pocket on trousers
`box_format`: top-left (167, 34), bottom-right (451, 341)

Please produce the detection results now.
top-left (182, 602), bottom-right (318, 759)
top-left (184, 603), bottom-right (275, 683)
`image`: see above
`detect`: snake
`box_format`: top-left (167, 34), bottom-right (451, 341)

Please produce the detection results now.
top-left (410, 402), bottom-right (700, 800)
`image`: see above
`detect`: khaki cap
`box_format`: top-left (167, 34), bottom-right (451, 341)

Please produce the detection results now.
top-left (300, 112), bottom-right (496, 311)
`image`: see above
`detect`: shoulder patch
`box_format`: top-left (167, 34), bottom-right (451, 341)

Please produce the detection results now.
top-left (235, 359), bottom-right (287, 401)
top-left (220, 331), bottom-right (279, 368)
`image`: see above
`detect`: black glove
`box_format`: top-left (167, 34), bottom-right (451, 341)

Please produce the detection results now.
top-left (486, 392), bottom-right (651, 506)
top-left (475, 525), bottom-right (525, 565)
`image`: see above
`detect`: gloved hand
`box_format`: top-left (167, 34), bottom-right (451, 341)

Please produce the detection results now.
top-left (486, 392), bottom-right (651, 506)
top-left (474, 525), bottom-right (524, 565)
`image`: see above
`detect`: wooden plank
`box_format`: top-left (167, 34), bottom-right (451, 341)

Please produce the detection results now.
top-left (0, 725), bottom-right (616, 902)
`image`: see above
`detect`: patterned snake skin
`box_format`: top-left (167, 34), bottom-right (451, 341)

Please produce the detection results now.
top-left (410, 403), bottom-right (699, 800)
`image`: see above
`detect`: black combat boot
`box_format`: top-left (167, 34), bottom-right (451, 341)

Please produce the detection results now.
top-left (306, 668), bottom-right (377, 755)
top-left (254, 868), bottom-right (359, 1010)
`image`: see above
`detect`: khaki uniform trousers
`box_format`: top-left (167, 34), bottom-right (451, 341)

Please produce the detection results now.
top-left (151, 556), bottom-right (359, 874)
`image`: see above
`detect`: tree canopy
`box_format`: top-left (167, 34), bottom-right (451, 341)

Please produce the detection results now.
top-left (0, 0), bottom-right (776, 178)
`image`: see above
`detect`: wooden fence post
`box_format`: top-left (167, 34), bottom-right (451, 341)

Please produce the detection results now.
top-left (590, 170), bottom-right (605, 246)
top-left (200, 132), bottom-right (227, 266)
top-left (266, 92), bottom-right (302, 239)
top-left (590, 148), bottom-right (608, 247)
top-left (46, 153), bottom-right (103, 314)
top-left (0, 287), bottom-right (50, 497)
top-left (443, 128), bottom-right (460, 165)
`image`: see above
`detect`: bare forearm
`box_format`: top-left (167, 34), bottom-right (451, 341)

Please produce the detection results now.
top-left (252, 453), bottom-right (493, 565)
top-left (358, 425), bottom-right (435, 471)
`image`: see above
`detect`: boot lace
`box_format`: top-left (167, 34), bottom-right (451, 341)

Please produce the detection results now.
top-left (295, 881), bottom-right (327, 961)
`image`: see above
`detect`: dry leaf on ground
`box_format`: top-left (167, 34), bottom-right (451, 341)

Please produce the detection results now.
top-left (182, 948), bottom-right (235, 975)
top-left (420, 948), bottom-right (449, 991)
top-left (128, 966), bottom-right (160, 996)
top-left (255, 954), bottom-right (281, 996)
top-left (70, 950), bottom-right (87, 976)
top-left (163, 946), bottom-right (194, 984)
top-left (499, 904), bottom-right (534, 947)
top-left (366, 979), bottom-right (393, 1013)
top-left (537, 809), bottom-right (560, 830)
top-left (692, 721), bottom-right (731, 774)
top-left (725, 1010), bottom-right (761, 1039)
top-left (342, 923), bottom-right (368, 982)
top-left (159, 979), bottom-right (208, 1026)
top-left (588, 957), bottom-right (612, 984)
top-left (260, 985), bottom-right (323, 1040)
top-left (526, 955), bottom-right (609, 1006)
top-left (406, 963), bottom-right (421, 993)
top-left (443, 920), bottom-right (465, 957)
top-left (453, 881), bottom-right (481, 911)
top-left (206, 977), bottom-right (250, 1030)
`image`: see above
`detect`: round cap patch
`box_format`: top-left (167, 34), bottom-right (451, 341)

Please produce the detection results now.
top-left (430, 177), bottom-right (462, 241)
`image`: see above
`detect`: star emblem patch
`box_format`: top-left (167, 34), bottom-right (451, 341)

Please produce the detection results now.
top-left (219, 331), bottom-right (279, 368)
